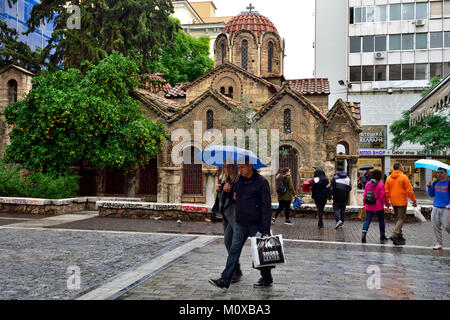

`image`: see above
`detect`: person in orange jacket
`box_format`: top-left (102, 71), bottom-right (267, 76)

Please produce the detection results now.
top-left (384, 162), bottom-right (417, 245)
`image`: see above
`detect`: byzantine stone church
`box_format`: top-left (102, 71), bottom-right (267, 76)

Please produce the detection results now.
top-left (0, 6), bottom-right (362, 204)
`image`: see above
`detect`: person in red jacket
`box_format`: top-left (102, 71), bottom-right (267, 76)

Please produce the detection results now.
top-left (384, 162), bottom-right (417, 245)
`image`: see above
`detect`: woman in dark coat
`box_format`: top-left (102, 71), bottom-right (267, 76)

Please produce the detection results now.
top-left (211, 162), bottom-right (242, 282)
top-left (311, 168), bottom-right (329, 229)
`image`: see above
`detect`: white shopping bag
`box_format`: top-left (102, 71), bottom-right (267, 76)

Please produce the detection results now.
top-left (251, 233), bottom-right (285, 268)
top-left (412, 206), bottom-right (427, 222)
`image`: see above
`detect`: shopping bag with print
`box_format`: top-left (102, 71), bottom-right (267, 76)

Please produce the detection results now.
top-left (251, 233), bottom-right (285, 268)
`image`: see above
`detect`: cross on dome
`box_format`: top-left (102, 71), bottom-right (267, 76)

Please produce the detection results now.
top-left (246, 3), bottom-right (255, 13)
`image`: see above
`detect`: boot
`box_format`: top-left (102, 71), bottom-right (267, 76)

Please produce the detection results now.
top-left (380, 233), bottom-right (388, 241)
top-left (361, 231), bottom-right (367, 243)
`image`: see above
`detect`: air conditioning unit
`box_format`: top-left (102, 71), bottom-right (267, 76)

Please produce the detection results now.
top-left (415, 19), bottom-right (425, 26)
top-left (374, 52), bottom-right (386, 59)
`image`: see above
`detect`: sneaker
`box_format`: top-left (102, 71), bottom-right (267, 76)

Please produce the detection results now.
top-left (285, 220), bottom-right (294, 225)
top-left (361, 232), bottom-right (367, 243)
top-left (433, 244), bottom-right (443, 250)
top-left (271, 217), bottom-right (276, 224)
top-left (231, 269), bottom-right (243, 283)
top-left (335, 220), bottom-right (343, 229)
top-left (208, 278), bottom-right (229, 290)
top-left (253, 278), bottom-right (273, 288)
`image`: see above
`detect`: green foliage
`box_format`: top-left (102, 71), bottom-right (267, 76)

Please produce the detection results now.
top-left (6, 0), bottom-right (178, 72)
top-left (0, 21), bottom-right (45, 72)
top-left (3, 52), bottom-right (167, 175)
top-left (0, 162), bottom-right (80, 198)
top-left (390, 109), bottom-right (450, 153)
top-left (149, 28), bottom-right (214, 86)
top-left (421, 77), bottom-right (443, 97)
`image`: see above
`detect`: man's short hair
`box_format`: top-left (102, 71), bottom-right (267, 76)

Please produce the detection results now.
top-left (437, 167), bottom-right (447, 173)
top-left (393, 162), bottom-right (402, 170)
top-left (337, 166), bottom-right (344, 172)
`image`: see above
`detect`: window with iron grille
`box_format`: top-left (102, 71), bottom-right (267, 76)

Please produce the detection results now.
top-left (242, 40), bottom-right (248, 70)
top-left (206, 110), bottom-right (214, 130)
top-left (284, 109), bottom-right (291, 134)
top-left (138, 158), bottom-right (158, 195)
top-left (268, 41), bottom-right (273, 73)
top-left (183, 147), bottom-right (203, 195)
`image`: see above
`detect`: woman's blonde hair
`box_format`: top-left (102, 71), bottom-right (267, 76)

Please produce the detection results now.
top-left (220, 163), bottom-right (238, 184)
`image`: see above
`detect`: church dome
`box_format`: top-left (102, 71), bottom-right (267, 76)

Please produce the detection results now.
top-left (223, 12), bottom-right (278, 36)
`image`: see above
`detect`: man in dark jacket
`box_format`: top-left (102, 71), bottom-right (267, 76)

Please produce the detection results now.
top-left (330, 166), bottom-right (352, 229)
top-left (209, 161), bottom-right (273, 289)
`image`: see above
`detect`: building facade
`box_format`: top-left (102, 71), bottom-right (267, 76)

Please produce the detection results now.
top-left (0, 0), bottom-right (53, 52)
top-left (315, 0), bottom-right (450, 190)
top-left (172, 0), bottom-right (233, 58)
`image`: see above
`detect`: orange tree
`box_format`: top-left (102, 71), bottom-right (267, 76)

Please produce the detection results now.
top-left (3, 52), bottom-right (167, 195)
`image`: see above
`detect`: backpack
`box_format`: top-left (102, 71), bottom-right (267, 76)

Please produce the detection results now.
top-left (276, 176), bottom-right (287, 194)
top-left (364, 182), bottom-right (377, 204)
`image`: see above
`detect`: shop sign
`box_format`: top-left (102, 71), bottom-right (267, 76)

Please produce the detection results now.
top-left (359, 126), bottom-right (387, 149)
top-left (359, 150), bottom-right (450, 156)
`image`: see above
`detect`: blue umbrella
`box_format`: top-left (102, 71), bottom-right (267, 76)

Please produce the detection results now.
top-left (195, 145), bottom-right (267, 170)
top-left (414, 159), bottom-right (450, 174)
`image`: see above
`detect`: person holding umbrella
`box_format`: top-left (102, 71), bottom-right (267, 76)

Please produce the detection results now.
top-left (211, 161), bottom-right (243, 281)
top-left (426, 167), bottom-right (450, 250)
top-left (209, 155), bottom-right (274, 289)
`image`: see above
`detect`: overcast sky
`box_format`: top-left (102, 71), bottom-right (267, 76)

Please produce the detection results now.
top-left (193, 0), bottom-right (316, 79)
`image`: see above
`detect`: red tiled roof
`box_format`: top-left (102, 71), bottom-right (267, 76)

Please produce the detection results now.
top-left (142, 74), bottom-right (172, 94)
top-left (165, 82), bottom-right (189, 98)
top-left (347, 101), bottom-right (362, 125)
top-left (223, 13), bottom-right (278, 36)
top-left (286, 78), bottom-right (330, 95)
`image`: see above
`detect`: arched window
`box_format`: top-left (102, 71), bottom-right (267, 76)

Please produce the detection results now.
top-left (241, 40), bottom-right (248, 70)
top-left (7, 79), bottom-right (18, 104)
top-left (183, 146), bottom-right (203, 195)
top-left (220, 87), bottom-right (226, 95)
top-left (206, 110), bottom-right (214, 130)
top-left (284, 109), bottom-right (291, 134)
top-left (221, 43), bottom-right (226, 64)
top-left (228, 86), bottom-right (234, 98)
top-left (268, 41), bottom-right (274, 73)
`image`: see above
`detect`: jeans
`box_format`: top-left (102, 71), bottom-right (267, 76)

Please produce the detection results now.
top-left (221, 223), bottom-right (272, 284)
top-left (223, 218), bottom-right (240, 274)
top-left (362, 209), bottom-right (385, 235)
top-left (314, 199), bottom-right (327, 227)
top-left (274, 200), bottom-right (291, 221)
top-left (333, 203), bottom-right (346, 223)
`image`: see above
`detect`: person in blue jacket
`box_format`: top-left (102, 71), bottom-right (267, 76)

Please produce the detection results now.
top-left (427, 167), bottom-right (450, 250)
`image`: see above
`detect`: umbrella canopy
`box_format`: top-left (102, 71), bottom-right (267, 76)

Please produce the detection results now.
top-left (195, 145), bottom-right (267, 170)
top-left (414, 159), bottom-right (450, 174)
top-left (359, 165), bottom-right (374, 170)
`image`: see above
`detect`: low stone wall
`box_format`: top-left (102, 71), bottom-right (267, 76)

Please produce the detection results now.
top-left (0, 195), bottom-right (433, 223)
top-left (0, 197), bottom-right (143, 216)
top-left (97, 200), bottom-right (433, 223)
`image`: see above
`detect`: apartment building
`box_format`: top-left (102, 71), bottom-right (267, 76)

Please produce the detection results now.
top-left (315, 0), bottom-right (450, 189)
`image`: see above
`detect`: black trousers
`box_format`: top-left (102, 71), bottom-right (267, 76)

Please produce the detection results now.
top-left (314, 198), bottom-right (327, 227)
top-left (275, 200), bottom-right (292, 221)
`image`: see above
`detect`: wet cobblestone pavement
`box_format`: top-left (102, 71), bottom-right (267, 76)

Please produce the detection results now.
top-left (120, 239), bottom-right (450, 300)
top-left (0, 212), bottom-right (448, 300)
